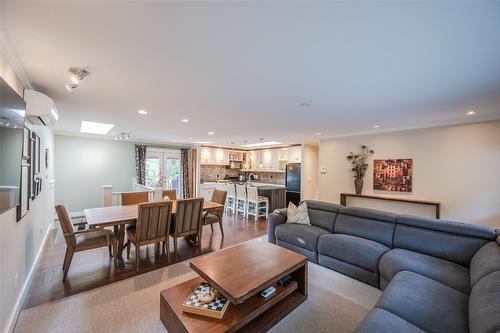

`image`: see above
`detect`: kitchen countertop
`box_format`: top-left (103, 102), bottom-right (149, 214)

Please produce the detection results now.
top-left (200, 181), bottom-right (285, 188)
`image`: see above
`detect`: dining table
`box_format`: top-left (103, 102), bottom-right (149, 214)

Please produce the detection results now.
top-left (83, 200), bottom-right (225, 259)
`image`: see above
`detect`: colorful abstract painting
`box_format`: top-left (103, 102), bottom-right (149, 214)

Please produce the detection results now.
top-left (373, 159), bottom-right (413, 192)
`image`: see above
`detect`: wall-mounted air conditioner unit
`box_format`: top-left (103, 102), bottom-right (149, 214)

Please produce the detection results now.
top-left (24, 89), bottom-right (59, 126)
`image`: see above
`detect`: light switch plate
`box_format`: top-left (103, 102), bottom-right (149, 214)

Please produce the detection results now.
top-left (320, 167), bottom-right (327, 174)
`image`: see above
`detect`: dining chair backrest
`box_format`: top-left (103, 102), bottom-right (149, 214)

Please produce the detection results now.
top-left (135, 201), bottom-right (173, 244)
top-left (173, 198), bottom-right (204, 235)
top-left (226, 183), bottom-right (236, 197)
top-left (55, 204), bottom-right (76, 246)
top-left (236, 184), bottom-right (247, 200)
top-left (247, 186), bottom-right (259, 202)
top-left (162, 189), bottom-right (177, 200)
top-left (211, 190), bottom-right (227, 205)
top-left (121, 191), bottom-right (149, 205)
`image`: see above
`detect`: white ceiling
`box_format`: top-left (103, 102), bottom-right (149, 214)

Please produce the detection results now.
top-left (1, 1), bottom-right (500, 146)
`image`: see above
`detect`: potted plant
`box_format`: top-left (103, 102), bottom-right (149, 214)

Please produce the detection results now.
top-left (347, 145), bottom-right (374, 195)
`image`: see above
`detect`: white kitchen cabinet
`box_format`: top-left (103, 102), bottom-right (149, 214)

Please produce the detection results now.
top-left (200, 183), bottom-right (217, 201)
top-left (278, 148), bottom-right (288, 161)
top-left (287, 146), bottom-right (302, 163)
top-left (200, 147), bottom-right (230, 165)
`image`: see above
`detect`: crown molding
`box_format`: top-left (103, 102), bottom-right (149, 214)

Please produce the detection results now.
top-left (0, 26), bottom-right (33, 90)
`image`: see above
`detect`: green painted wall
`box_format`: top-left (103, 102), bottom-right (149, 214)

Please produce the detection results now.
top-left (54, 135), bottom-right (136, 212)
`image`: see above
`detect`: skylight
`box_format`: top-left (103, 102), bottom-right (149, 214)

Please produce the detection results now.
top-left (80, 121), bottom-right (114, 135)
top-left (241, 141), bottom-right (281, 147)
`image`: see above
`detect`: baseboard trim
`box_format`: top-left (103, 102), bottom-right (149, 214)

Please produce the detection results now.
top-left (5, 223), bottom-right (53, 333)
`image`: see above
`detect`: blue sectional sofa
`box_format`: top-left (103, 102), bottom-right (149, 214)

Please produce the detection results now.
top-left (268, 200), bottom-right (500, 333)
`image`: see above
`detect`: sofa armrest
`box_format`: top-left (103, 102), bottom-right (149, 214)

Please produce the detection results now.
top-left (268, 211), bottom-right (287, 244)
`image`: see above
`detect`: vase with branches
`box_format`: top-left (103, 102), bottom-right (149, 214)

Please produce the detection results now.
top-left (346, 145), bottom-right (374, 195)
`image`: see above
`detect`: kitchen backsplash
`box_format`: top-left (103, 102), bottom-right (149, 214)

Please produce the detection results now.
top-left (200, 165), bottom-right (238, 182)
top-left (247, 172), bottom-right (285, 184)
top-left (200, 165), bottom-right (285, 184)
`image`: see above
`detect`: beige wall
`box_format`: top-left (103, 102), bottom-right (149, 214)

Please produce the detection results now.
top-left (319, 121), bottom-right (500, 227)
top-left (302, 143), bottom-right (319, 200)
top-left (0, 49), bottom-right (55, 333)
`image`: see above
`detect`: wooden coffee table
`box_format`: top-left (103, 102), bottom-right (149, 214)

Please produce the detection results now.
top-left (160, 239), bottom-right (308, 333)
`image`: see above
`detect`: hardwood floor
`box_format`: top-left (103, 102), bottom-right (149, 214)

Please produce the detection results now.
top-left (23, 213), bottom-right (268, 310)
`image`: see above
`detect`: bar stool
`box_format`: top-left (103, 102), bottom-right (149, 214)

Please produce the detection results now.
top-left (235, 184), bottom-right (248, 217)
top-left (225, 183), bottom-right (236, 214)
top-left (246, 186), bottom-right (269, 221)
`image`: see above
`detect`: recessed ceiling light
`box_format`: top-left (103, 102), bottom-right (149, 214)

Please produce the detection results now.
top-left (241, 141), bottom-right (281, 147)
top-left (137, 109), bottom-right (147, 115)
top-left (316, 132), bottom-right (323, 136)
top-left (80, 120), bottom-right (114, 135)
top-left (373, 124), bottom-right (381, 128)
top-left (182, 118), bottom-right (189, 123)
top-left (115, 133), bottom-right (130, 141)
top-left (465, 110), bottom-right (476, 116)
top-left (208, 131), bottom-right (214, 135)
top-left (70, 76), bottom-right (79, 84)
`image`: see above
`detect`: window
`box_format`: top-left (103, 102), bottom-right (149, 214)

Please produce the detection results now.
top-left (145, 149), bottom-right (181, 196)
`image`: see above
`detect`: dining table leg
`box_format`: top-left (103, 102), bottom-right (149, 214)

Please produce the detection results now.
top-left (117, 224), bottom-right (125, 260)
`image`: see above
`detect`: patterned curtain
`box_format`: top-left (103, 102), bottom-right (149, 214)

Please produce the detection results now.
top-left (180, 148), bottom-right (190, 198)
top-left (134, 145), bottom-right (147, 185)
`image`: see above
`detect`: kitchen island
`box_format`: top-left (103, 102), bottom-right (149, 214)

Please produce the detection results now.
top-left (251, 183), bottom-right (286, 212)
top-left (200, 181), bottom-right (286, 213)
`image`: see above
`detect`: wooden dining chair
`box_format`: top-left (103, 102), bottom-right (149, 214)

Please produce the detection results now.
top-left (55, 204), bottom-right (118, 281)
top-left (162, 189), bottom-right (177, 200)
top-left (126, 201), bottom-right (173, 272)
top-left (203, 190), bottom-right (227, 238)
top-left (169, 198), bottom-right (204, 260)
top-left (121, 191), bottom-right (150, 205)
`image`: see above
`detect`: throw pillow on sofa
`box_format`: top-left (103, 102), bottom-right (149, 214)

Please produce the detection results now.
top-left (286, 202), bottom-right (310, 225)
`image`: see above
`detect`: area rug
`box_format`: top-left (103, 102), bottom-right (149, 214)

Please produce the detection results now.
top-left (14, 239), bottom-right (381, 333)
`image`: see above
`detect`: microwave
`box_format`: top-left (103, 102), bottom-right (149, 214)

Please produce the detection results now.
top-left (227, 161), bottom-right (242, 169)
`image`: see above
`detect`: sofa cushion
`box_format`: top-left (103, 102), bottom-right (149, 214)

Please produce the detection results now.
top-left (379, 248), bottom-right (470, 294)
top-left (335, 207), bottom-right (397, 247)
top-left (277, 239), bottom-right (318, 263)
top-left (469, 271), bottom-right (500, 333)
top-left (470, 241), bottom-right (500, 287)
top-left (304, 200), bottom-right (342, 232)
top-left (318, 254), bottom-right (379, 287)
top-left (275, 223), bottom-right (330, 252)
top-left (376, 271), bottom-right (469, 333)
top-left (355, 308), bottom-right (425, 333)
top-left (394, 215), bottom-right (495, 265)
top-left (318, 234), bottom-right (389, 273)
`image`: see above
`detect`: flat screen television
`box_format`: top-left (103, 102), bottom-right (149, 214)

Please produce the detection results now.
top-left (0, 76), bottom-right (26, 215)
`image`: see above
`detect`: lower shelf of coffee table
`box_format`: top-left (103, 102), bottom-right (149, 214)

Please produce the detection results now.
top-left (160, 276), bottom-right (306, 333)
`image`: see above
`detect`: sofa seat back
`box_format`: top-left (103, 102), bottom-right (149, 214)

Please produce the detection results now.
top-left (468, 240), bottom-right (500, 333)
top-left (334, 207), bottom-right (397, 247)
top-left (394, 215), bottom-right (496, 266)
top-left (303, 200), bottom-right (342, 232)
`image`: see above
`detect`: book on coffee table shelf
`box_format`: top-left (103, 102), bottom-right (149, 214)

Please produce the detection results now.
top-left (181, 282), bottom-right (230, 319)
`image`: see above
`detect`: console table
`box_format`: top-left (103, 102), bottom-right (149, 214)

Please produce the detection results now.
top-left (340, 193), bottom-right (441, 219)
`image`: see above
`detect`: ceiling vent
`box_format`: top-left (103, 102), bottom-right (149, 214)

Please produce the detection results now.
top-left (24, 89), bottom-right (59, 126)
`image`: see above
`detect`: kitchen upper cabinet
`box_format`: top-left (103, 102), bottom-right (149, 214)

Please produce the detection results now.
top-left (278, 148), bottom-right (288, 162)
top-left (200, 147), bottom-right (229, 165)
top-left (287, 146), bottom-right (302, 163)
top-left (249, 149), bottom-right (281, 171)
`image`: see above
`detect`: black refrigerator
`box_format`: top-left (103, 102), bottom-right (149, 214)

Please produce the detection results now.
top-left (285, 163), bottom-right (301, 206)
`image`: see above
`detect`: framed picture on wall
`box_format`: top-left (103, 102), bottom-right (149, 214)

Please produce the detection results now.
top-left (30, 131), bottom-right (41, 199)
top-left (22, 127), bottom-right (30, 159)
top-left (373, 159), bottom-right (413, 192)
top-left (17, 162), bottom-right (31, 221)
